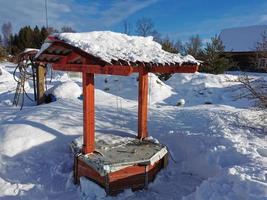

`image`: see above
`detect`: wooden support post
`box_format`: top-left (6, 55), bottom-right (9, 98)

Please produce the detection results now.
top-left (36, 64), bottom-right (46, 105)
top-left (138, 69), bottom-right (148, 139)
top-left (82, 72), bottom-right (95, 154)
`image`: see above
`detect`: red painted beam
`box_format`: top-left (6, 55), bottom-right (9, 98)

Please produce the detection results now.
top-left (52, 64), bottom-right (134, 76)
top-left (148, 65), bottom-right (198, 73)
top-left (82, 72), bottom-right (95, 154)
top-left (138, 69), bottom-right (149, 139)
top-left (53, 64), bottom-right (83, 72)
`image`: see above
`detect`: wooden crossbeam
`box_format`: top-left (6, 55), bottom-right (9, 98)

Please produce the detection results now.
top-left (148, 65), bottom-right (198, 73)
top-left (52, 64), bottom-right (198, 75)
top-left (52, 64), bottom-right (134, 76)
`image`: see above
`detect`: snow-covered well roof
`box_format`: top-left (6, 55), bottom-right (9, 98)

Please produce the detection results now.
top-left (219, 25), bottom-right (267, 52)
top-left (36, 31), bottom-right (198, 65)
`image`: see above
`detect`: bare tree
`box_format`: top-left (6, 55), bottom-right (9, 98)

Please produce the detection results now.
top-left (174, 39), bottom-right (185, 54)
top-left (236, 75), bottom-right (267, 108)
top-left (1, 22), bottom-right (12, 48)
top-left (122, 20), bottom-right (132, 35)
top-left (47, 27), bottom-right (59, 35)
top-left (0, 34), bottom-right (6, 61)
top-left (135, 17), bottom-right (159, 39)
top-left (185, 34), bottom-right (203, 58)
top-left (255, 31), bottom-right (267, 72)
top-left (61, 26), bottom-right (76, 33)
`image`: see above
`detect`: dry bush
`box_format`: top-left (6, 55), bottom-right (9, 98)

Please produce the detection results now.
top-left (237, 74), bottom-right (267, 108)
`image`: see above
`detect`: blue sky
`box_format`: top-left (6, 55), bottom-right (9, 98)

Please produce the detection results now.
top-left (0, 0), bottom-right (267, 42)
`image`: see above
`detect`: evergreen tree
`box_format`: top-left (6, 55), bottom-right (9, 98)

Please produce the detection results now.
top-left (202, 35), bottom-right (230, 74)
top-left (40, 26), bottom-right (49, 42)
top-left (33, 26), bottom-right (42, 48)
top-left (9, 25), bottom-right (49, 55)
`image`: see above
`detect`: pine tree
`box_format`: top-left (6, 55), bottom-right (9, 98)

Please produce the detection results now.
top-left (33, 25), bottom-right (42, 48)
top-left (202, 35), bottom-right (230, 74)
top-left (40, 26), bottom-right (49, 42)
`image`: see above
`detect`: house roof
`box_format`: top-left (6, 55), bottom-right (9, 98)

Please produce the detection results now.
top-left (36, 31), bottom-right (199, 66)
top-left (219, 25), bottom-right (267, 52)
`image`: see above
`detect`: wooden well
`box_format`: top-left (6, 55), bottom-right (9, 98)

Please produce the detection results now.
top-left (35, 34), bottom-right (198, 194)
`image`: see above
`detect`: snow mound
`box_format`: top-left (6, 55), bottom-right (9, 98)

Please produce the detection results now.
top-left (185, 167), bottom-right (267, 200)
top-left (47, 81), bottom-right (82, 99)
top-left (94, 73), bottom-right (172, 103)
top-left (38, 31), bottom-right (198, 65)
top-left (0, 65), bottom-right (16, 93)
top-left (0, 124), bottom-right (56, 157)
top-left (148, 73), bottom-right (173, 104)
top-left (166, 72), bottom-right (251, 107)
top-left (0, 177), bottom-right (34, 197)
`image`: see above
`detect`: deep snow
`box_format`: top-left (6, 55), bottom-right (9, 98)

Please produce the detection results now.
top-left (0, 62), bottom-right (266, 200)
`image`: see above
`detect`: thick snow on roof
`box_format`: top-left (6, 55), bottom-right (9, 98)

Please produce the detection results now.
top-left (219, 25), bottom-right (267, 52)
top-left (45, 31), bottom-right (198, 65)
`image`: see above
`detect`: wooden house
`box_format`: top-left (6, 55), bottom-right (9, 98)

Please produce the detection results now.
top-left (219, 25), bottom-right (267, 72)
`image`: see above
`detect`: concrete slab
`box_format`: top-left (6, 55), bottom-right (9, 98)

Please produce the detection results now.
top-left (71, 131), bottom-right (168, 176)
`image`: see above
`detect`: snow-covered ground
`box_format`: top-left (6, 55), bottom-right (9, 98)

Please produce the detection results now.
top-left (0, 62), bottom-right (266, 200)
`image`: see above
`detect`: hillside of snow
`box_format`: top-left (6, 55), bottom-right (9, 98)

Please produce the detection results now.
top-left (0, 62), bottom-right (266, 200)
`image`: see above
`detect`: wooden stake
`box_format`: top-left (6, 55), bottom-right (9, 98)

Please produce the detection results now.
top-left (36, 64), bottom-right (46, 105)
top-left (82, 72), bottom-right (95, 154)
top-left (138, 69), bottom-right (148, 139)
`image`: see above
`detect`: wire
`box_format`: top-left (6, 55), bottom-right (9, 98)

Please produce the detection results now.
top-left (13, 58), bottom-right (38, 110)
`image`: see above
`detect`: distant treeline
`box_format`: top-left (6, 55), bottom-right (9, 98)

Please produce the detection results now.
top-left (9, 26), bottom-right (49, 54)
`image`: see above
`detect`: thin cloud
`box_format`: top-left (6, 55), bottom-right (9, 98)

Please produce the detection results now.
top-left (66, 0), bottom-right (159, 31)
top-left (0, 0), bottom-right (159, 33)
top-left (0, 0), bottom-right (71, 32)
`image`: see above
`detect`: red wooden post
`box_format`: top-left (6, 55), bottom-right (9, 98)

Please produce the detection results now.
top-left (82, 71), bottom-right (95, 154)
top-left (138, 68), bottom-right (149, 139)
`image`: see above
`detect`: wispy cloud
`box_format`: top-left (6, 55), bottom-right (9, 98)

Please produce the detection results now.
top-left (66, 0), bottom-right (159, 31)
top-left (0, 0), bottom-right (71, 32)
top-left (0, 0), bottom-right (158, 33)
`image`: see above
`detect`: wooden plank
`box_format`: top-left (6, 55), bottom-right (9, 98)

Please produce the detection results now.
top-left (138, 69), bottom-right (149, 139)
top-left (82, 72), bottom-right (95, 154)
top-left (52, 64), bottom-right (134, 76)
top-left (77, 158), bottom-right (105, 186)
top-left (148, 65), bottom-right (198, 73)
top-left (36, 64), bottom-right (46, 105)
top-left (53, 64), bottom-right (83, 72)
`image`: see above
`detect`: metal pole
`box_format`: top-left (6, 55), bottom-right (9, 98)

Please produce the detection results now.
top-left (45, 0), bottom-right (48, 29)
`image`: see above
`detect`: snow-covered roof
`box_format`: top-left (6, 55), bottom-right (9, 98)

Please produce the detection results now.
top-left (37, 31), bottom-right (198, 65)
top-left (219, 25), bottom-right (267, 52)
